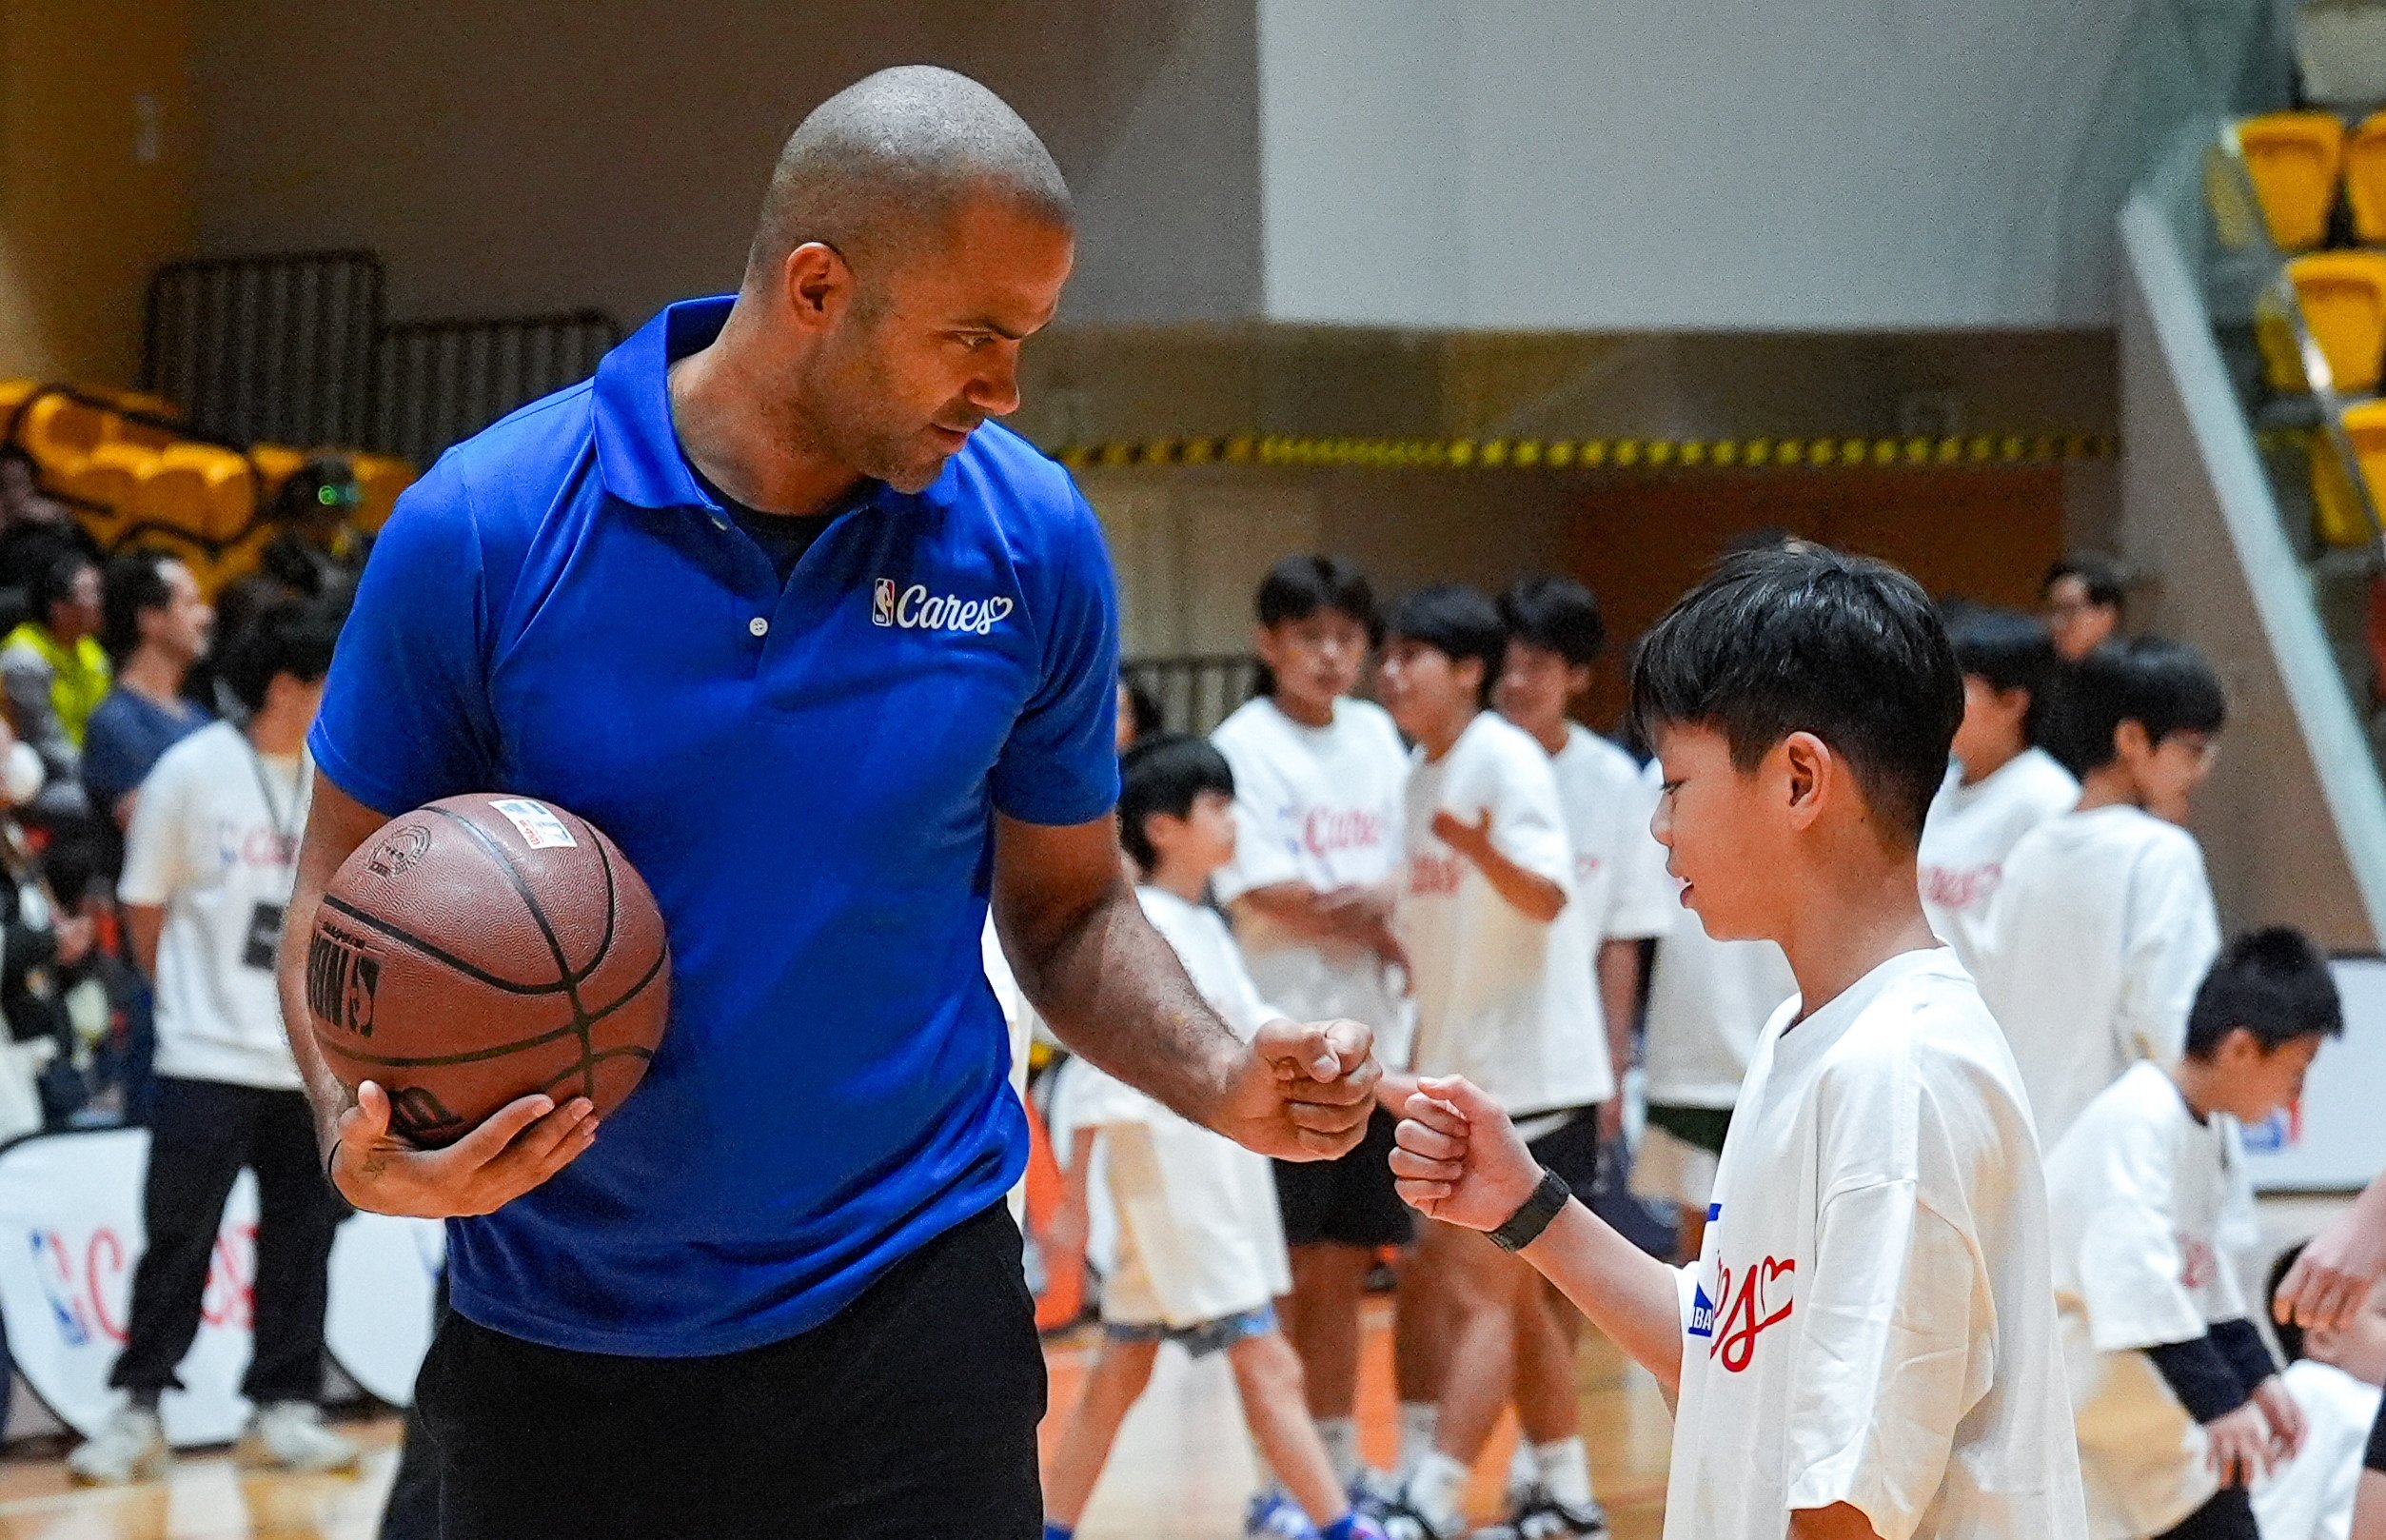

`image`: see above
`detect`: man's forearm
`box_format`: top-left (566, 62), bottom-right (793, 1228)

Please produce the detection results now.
top-left (1006, 875), bottom-right (1243, 1131)
top-left (1597, 938), bottom-right (1639, 1097)
top-left (1523, 1199), bottom-right (1686, 1393)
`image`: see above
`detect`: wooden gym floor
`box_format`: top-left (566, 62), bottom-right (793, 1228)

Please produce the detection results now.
top-left (0, 1300), bottom-right (1675, 1539)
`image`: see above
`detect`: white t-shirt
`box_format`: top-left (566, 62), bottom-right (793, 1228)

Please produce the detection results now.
top-left (118, 721), bottom-right (308, 1091)
top-left (1547, 724), bottom-right (1676, 944)
top-left (1919, 748), bottom-right (2079, 979)
top-left (1211, 696), bottom-right (1410, 1063)
top-left (1070, 887), bottom-right (1290, 1328)
top-left (1395, 712), bottom-right (1611, 1116)
top-left (2254, 1359), bottom-right (2382, 1540)
top-left (1637, 761), bottom-right (1797, 1111)
top-left (1976, 805), bottom-right (2222, 1147)
top-left (2044, 1060), bottom-right (2258, 1540)
top-left (1667, 948), bottom-right (2086, 1540)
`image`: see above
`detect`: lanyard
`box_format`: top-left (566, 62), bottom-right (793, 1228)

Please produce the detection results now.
top-left (246, 741), bottom-right (311, 859)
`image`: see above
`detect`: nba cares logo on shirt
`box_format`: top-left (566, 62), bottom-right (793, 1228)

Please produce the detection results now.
top-left (871, 578), bottom-right (1016, 635)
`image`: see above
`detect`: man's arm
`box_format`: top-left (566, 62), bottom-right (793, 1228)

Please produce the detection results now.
top-left (992, 811), bottom-right (1377, 1161)
top-left (123, 903), bottom-right (163, 979)
top-left (1789, 1506), bottom-right (1882, 1540)
top-left (275, 771), bottom-right (598, 1216)
top-left (1390, 1076), bottom-right (1684, 1391)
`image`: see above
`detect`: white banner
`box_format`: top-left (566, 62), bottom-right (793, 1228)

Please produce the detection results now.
top-left (0, 1127), bottom-right (441, 1445)
top-left (2240, 957), bottom-right (2386, 1193)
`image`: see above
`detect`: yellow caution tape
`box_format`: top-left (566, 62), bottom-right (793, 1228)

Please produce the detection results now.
top-left (1051, 432), bottom-right (2118, 471)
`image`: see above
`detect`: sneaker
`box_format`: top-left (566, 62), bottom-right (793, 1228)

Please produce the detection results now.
top-left (236, 1401), bottom-right (361, 1474)
top-left (1512, 1489), bottom-right (1608, 1540)
top-left (1375, 1491), bottom-right (1468, 1540)
top-left (1351, 1467), bottom-right (1403, 1519)
top-left (67, 1404), bottom-right (168, 1486)
top-left (1247, 1491), bottom-right (1321, 1540)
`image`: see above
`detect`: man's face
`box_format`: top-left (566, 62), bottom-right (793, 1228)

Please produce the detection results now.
top-left (796, 197), bottom-right (1073, 494)
top-left (1376, 639), bottom-right (1476, 742)
top-left (1495, 640), bottom-right (1587, 739)
top-left (52, 565), bottom-right (100, 642)
top-left (148, 562), bottom-right (213, 663)
top-left (1650, 721), bottom-right (1787, 942)
top-left (2044, 576), bottom-right (2119, 662)
top-left (1255, 610), bottom-right (1368, 715)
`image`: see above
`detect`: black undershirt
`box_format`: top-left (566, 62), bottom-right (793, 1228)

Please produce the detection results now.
top-left (684, 460), bottom-right (864, 587)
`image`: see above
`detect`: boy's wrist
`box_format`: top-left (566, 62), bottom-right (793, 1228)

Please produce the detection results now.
top-left (1488, 1166), bottom-right (1568, 1253)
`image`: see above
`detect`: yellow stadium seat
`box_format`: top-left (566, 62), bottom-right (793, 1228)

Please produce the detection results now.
top-left (0, 380), bottom-right (35, 426)
top-left (247, 444), bottom-right (306, 502)
top-left (2257, 251), bottom-right (2386, 392)
top-left (2349, 113), bottom-right (2386, 245)
top-left (2314, 404), bottom-right (2386, 547)
top-left (18, 393), bottom-right (108, 469)
top-left (133, 444), bottom-right (256, 546)
top-left (349, 453), bottom-right (417, 533)
top-left (2234, 112), bottom-right (2347, 250)
top-left (51, 443), bottom-right (157, 544)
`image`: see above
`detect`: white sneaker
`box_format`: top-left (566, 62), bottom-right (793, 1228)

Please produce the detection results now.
top-left (67, 1404), bottom-right (168, 1486)
top-left (236, 1401), bottom-right (361, 1473)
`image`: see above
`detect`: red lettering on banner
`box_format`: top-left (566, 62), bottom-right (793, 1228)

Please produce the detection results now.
top-left (1711, 1254), bottom-right (1796, 1373)
top-left (1303, 807), bottom-right (1387, 859)
top-left (85, 1229), bottom-right (128, 1343)
top-left (1409, 853), bottom-right (1466, 897)
top-left (1919, 863), bottom-right (2000, 913)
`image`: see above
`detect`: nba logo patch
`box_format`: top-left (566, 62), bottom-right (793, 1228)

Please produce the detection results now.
top-left (1687, 1282), bottom-right (1717, 1338)
top-left (488, 799), bottom-right (577, 850)
top-left (872, 578), bottom-right (896, 626)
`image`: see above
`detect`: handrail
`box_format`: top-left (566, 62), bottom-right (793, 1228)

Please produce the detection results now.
top-left (2270, 263), bottom-right (2386, 571)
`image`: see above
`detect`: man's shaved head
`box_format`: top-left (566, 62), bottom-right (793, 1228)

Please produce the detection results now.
top-left (746, 66), bottom-right (1073, 291)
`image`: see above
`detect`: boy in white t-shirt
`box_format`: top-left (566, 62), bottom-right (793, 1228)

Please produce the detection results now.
top-left (1390, 544), bottom-right (2088, 1540)
top-left (69, 601), bottom-right (360, 1487)
top-left (2260, 1245), bottom-right (2386, 1540)
top-left (1977, 637), bottom-right (2226, 1147)
top-left (1918, 602), bottom-right (2077, 977)
top-left (1488, 574), bottom-right (1675, 1528)
top-left (2046, 929), bottom-right (2344, 1540)
top-left (1040, 736), bottom-right (1386, 1540)
top-left (1374, 584), bottom-right (1611, 1540)
top-left (1211, 556), bottom-right (1410, 1504)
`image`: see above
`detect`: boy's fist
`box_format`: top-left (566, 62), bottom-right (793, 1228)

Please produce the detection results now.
top-left (1390, 1076), bottom-right (1543, 1229)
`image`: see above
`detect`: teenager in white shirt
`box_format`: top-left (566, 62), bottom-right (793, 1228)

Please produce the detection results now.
top-left (1919, 602), bottom-right (2077, 977)
top-left (1390, 544), bottom-right (2088, 1540)
top-left (2263, 1245), bottom-right (2386, 1540)
top-left (1373, 584), bottom-right (1608, 1540)
top-left (1211, 556), bottom-right (1410, 1503)
top-left (2046, 929), bottom-right (2343, 1540)
top-left (70, 601), bottom-right (360, 1487)
top-left (1977, 637), bottom-right (2226, 1146)
top-left (1040, 736), bottom-right (1387, 1540)
top-left (1486, 574), bottom-right (1673, 1530)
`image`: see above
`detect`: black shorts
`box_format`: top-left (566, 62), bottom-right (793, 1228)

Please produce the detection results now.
top-left (2154, 1485), bottom-right (2258, 1540)
top-left (413, 1202), bottom-right (1045, 1540)
top-left (1523, 1105), bottom-right (1605, 1196)
top-left (1272, 1108), bottom-right (1413, 1250)
top-left (2367, 1377), bottom-right (2386, 1474)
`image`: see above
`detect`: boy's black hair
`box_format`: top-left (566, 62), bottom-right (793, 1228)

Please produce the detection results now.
top-left (2045, 551), bottom-right (2128, 610)
top-left (1629, 543), bottom-right (1962, 843)
top-left (2041, 636), bottom-right (2226, 778)
top-left (2184, 926), bottom-right (2343, 1059)
top-left (2269, 1242), bottom-right (2314, 1363)
top-left (1118, 676), bottom-right (1164, 747)
top-left (220, 597), bottom-right (343, 715)
top-left (1500, 576), bottom-right (1607, 667)
top-left (1386, 584), bottom-right (1506, 708)
top-left (1942, 601), bottom-right (2061, 746)
top-left (1256, 554), bottom-right (1379, 636)
top-left (100, 547), bottom-right (180, 663)
top-left (1117, 732), bottom-right (1236, 876)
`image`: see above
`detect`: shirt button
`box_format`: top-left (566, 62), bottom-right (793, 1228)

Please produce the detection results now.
top-left (748, 617), bottom-right (770, 638)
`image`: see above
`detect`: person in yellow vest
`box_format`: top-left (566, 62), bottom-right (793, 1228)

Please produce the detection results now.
top-left (1, 553), bottom-right (108, 824)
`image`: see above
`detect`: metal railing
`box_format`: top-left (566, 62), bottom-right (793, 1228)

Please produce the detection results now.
top-left (139, 250), bottom-right (385, 450)
top-left (365, 311), bottom-right (621, 467)
top-left (1121, 655), bottom-right (1261, 737)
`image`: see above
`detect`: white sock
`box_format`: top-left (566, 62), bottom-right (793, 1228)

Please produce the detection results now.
top-left (1316, 1415), bottom-right (1361, 1489)
top-left (1395, 1402), bottom-right (1440, 1482)
top-left (1408, 1450), bottom-right (1470, 1531)
top-left (1535, 1436), bottom-right (1595, 1509)
top-left (1507, 1438), bottom-right (1538, 1495)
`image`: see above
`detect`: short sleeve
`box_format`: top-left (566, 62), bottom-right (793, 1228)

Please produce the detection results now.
top-left (117, 750), bottom-right (190, 907)
top-left (2120, 836), bottom-right (2222, 1067)
top-left (989, 490), bottom-right (1121, 826)
top-left (306, 461), bottom-right (502, 817)
top-left (1213, 741), bottom-right (1299, 903)
top-left (1782, 1181), bottom-right (1991, 1540)
top-left (1208, 918), bottom-right (1287, 1042)
top-left (1488, 743), bottom-right (1572, 888)
top-left (79, 702), bottom-right (140, 814)
top-left (2072, 1135), bottom-right (2209, 1352)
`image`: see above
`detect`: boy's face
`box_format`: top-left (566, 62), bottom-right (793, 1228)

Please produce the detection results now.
top-left (1147, 788), bottom-right (1238, 876)
top-left (1649, 721), bottom-right (1795, 942)
top-left (1494, 640), bottom-right (1591, 737)
top-left (2044, 576), bottom-right (2119, 662)
top-left (2310, 1276), bottom-right (2386, 1387)
top-left (1948, 674), bottom-right (2029, 777)
top-left (2116, 721), bottom-right (2217, 825)
top-left (1254, 610), bottom-right (1369, 713)
top-left (2205, 1028), bottom-right (2324, 1123)
top-left (1377, 638), bottom-right (1479, 741)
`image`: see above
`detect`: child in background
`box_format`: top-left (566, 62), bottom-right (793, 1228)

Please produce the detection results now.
top-left (1918, 602), bottom-right (2077, 978)
top-left (1375, 584), bottom-right (1610, 1540)
top-left (1039, 735), bottom-right (1385, 1540)
top-left (2045, 929), bottom-right (2344, 1540)
top-left (1389, 544), bottom-right (2086, 1540)
top-left (2258, 1244), bottom-right (2386, 1540)
top-left (1211, 556), bottom-right (1410, 1507)
top-left (1977, 637), bottom-right (2225, 1146)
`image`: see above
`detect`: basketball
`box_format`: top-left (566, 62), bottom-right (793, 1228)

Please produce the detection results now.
top-left (303, 794), bottom-right (670, 1148)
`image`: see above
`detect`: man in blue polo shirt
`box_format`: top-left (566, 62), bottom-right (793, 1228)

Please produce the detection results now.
top-left (271, 67), bottom-right (1382, 1540)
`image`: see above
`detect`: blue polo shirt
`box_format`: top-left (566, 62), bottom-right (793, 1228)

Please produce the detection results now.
top-left (310, 296), bottom-right (1120, 1356)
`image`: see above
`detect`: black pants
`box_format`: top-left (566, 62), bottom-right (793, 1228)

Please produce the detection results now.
top-left (377, 1273), bottom-right (448, 1540)
top-left (415, 1201), bottom-right (1047, 1540)
top-left (2156, 1486), bottom-right (2258, 1540)
top-left (109, 1076), bottom-right (345, 1404)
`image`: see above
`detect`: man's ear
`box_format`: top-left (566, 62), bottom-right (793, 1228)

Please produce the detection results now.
top-left (780, 241), bottom-right (852, 329)
top-left (1780, 731), bottom-right (1832, 831)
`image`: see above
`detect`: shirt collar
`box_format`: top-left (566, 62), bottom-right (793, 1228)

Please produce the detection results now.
top-left (592, 294), bottom-right (962, 514)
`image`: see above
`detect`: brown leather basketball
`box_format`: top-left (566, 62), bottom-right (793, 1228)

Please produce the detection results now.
top-left (305, 794), bottom-right (670, 1148)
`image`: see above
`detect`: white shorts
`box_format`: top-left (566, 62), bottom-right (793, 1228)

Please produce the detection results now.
top-left (1630, 1122), bottom-right (1721, 1212)
top-left (1095, 1118), bottom-right (1291, 1332)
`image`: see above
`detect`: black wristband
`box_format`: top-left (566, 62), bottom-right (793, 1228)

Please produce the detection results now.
top-left (1489, 1168), bottom-right (1570, 1254)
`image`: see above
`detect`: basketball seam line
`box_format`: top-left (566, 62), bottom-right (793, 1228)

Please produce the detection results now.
top-left (309, 944), bottom-right (667, 1071)
top-left (316, 893), bottom-right (562, 997)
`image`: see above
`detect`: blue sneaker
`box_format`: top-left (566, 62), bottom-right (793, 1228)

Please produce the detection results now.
top-left (1247, 1491), bottom-right (1321, 1540)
